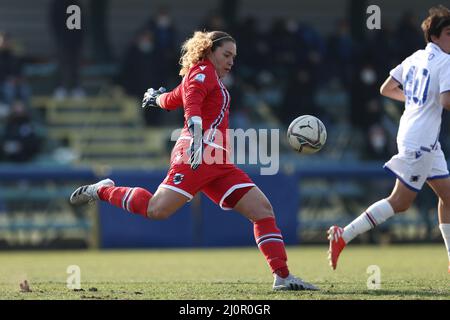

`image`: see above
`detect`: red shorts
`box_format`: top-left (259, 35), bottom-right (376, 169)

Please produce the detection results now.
top-left (159, 139), bottom-right (255, 210)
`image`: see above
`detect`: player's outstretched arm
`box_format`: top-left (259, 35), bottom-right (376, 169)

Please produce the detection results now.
top-left (380, 76), bottom-right (406, 102)
top-left (142, 87), bottom-right (167, 108)
top-left (142, 85), bottom-right (183, 111)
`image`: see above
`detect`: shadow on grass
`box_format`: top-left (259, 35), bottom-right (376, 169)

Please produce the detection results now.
top-left (316, 288), bottom-right (450, 299)
top-left (186, 281), bottom-right (450, 299)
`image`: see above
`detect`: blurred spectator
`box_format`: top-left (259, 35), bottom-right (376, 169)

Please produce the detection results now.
top-left (231, 16), bottom-right (268, 80)
top-left (49, 0), bottom-right (85, 100)
top-left (144, 6), bottom-right (178, 79)
top-left (363, 22), bottom-right (398, 78)
top-left (315, 77), bottom-right (349, 124)
top-left (88, 0), bottom-right (113, 63)
top-left (116, 29), bottom-right (165, 126)
top-left (296, 22), bottom-right (326, 63)
top-left (1, 101), bottom-right (41, 162)
top-left (350, 63), bottom-right (380, 128)
top-left (279, 67), bottom-right (318, 125)
top-left (226, 76), bottom-right (251, 130)
top-left (200, 12), bottom-right (228, 32)
top-left (149, 7), bottom-right (177, 52)
top-left (364, 124), bottom-right (390, 160)
top-left (0, 8), bottom-right (425, 163)
top-left (295, 22), bottom-right (325, 81)
top-left (326, 19), bottom-right (354, 87)
top-left (358, 97), bottom-right (392, 161)
top-left (0, 32), bottom-right (31, 105)
top-left (395, 11), bottom-right (423, 60)
top-left (52, 137), bottom-right (79, 164)
top-left (267, 18), bottom-right (299, 77)
top-left (257, 71), bottom-right (283, 109)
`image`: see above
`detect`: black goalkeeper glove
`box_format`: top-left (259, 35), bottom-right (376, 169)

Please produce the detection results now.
top-left (141, 87), bottom-right (166, 108)
top-left (187, 116), bottom-right (203, 170)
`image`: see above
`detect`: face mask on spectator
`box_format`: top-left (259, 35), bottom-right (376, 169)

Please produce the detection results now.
top-left (222, 74), bottom-right (234, 87)
top-left (369, 126), bottom-right (386, 151)
top-left (138, 40), bottom-right (153, 53)
top-left (361, 68), bottom-right (377, 85)
top-left (157, 15), bottom-right (171, 28)
top-left (286, 20), bottom-right (298, 33)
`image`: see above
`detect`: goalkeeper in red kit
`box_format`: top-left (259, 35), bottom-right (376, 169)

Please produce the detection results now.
top-left (70, 30), bottom-right (318, 291)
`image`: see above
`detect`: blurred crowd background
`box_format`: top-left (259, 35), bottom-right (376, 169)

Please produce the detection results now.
top-left (0, 0), bottom-right (448, 168)
top-left (0, 0), bottom-right (447, 248)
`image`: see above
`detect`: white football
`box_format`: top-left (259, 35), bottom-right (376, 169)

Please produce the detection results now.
top-left (287, 115), bottom-right (327, 154)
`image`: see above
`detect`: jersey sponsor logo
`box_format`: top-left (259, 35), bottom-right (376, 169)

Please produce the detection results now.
top-left (194, 73), bottom-right (206, 82)
top-left (199, 65), bottom-right (206, 70)
top-left (415, 151), bottom-right (422, 159)
top-left (173, 173), bottom-right (184, 185)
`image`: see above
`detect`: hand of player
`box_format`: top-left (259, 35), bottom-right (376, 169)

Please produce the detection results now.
top-left (187, 116), bottom-right (203, 170)
top-left (141, 87), bottom-right (166, 108)
top-left (189, 134), bottom-right (203, 170)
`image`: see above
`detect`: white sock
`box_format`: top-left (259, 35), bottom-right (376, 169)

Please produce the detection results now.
top-left (439, 224), bottom-right (450, 261)
top-left (342, 199), bottom-right (395, 243)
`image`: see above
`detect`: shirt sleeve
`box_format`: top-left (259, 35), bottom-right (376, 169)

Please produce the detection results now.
top-left (159, 84), bottom-right (183, 111)
top-left (389, 62), bottom-right (404, 85)
top-left (439, 60), bottom-right (450, 94)
top-left (184, 65), bottom-right (216, 120)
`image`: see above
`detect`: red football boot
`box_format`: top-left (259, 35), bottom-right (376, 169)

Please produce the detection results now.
top-left (327, 226), bottom-right (346, 270)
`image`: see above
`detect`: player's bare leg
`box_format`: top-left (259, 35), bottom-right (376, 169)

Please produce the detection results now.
top-left (146, 187), bottom-right (190, 220)
top-left (328, 179), bottom-right (417, 270)
top-left (234, 186), bottom-right (318, 291)
top-left (386, 179), bottom-right (418, 213)
top-left (233, 186), bottom-right (274, 221)
top-left (427, 177), bottom-right (450, 272)
top-left (427, 177), bottom-right (450, 223)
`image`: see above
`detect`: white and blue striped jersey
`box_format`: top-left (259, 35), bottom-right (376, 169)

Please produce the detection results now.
top-left (390, 42), bottom-right (450, 151)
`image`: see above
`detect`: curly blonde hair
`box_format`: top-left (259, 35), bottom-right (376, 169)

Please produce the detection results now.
top-left (421, 5), bottom-right (450, 43)
top-left (179, 30), bottom-right (235, 76)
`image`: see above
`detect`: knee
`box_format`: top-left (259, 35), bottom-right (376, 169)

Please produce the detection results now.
top-left (437, 186), bottom-right (450, 206)
top-left (439, 196), bottom-right (450, 207)
top-left (251, 199), bottom-right (275, 220)
top-left (387, 197), bottom-right (411, 213)
top-left (262, 200), bottom-right (274, 217)
top-left (147, 204), bottom-right (171, 220)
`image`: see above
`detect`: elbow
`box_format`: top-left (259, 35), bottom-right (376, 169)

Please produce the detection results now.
top-left (441, 95), bottom-right (450, 110)
top-left (379, 85), bottom-right (387, 97)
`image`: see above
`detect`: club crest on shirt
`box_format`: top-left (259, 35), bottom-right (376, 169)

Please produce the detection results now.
top-left (194, 73), bottom-right (206, 82)
top-left (173, 173), bottom-right (184, 185)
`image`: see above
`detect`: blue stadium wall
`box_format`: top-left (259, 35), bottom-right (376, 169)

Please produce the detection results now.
top-left (96, 163), bottom-right (386, 248)
top-left (97, 170), bottom-right (299, 248)
top-left (0, 165), bottom-right (388, 248)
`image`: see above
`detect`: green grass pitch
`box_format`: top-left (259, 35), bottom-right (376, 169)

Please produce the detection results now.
top-left (0, 244), bottom-right (448, 300)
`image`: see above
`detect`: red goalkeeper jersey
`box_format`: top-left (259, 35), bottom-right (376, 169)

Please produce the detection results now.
top-left (159, 58), bottom-right (230, 150)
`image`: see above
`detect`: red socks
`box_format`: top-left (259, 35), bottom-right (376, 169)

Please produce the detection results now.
top-left (97, 186), bottom-right (152, 217)
top-left (254, 217), bottom-right (290, 278)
